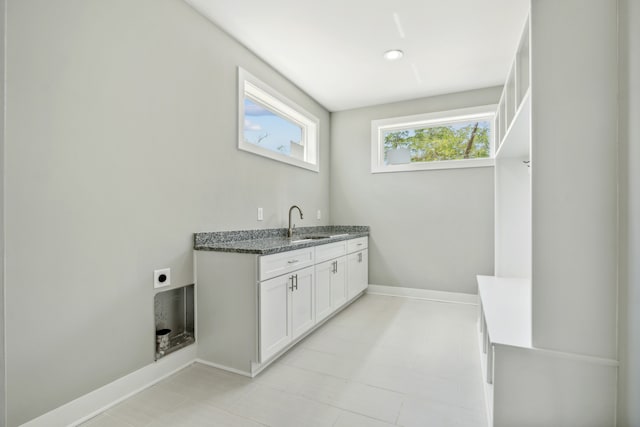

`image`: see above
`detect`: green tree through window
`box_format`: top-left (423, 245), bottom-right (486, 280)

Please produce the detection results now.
top-left (383, 121), bottom-right (491, 163)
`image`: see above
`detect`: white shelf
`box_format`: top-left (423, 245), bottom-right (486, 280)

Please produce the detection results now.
top-left (477, 275), bottom-right (531, 348)
top-left (495, 89), bottom-right (530, 160)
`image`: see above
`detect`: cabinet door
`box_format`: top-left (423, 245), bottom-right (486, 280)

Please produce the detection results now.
top-left (259, 275), bottom-right (291, 362)
top-left (331, 256), bottom-right (347, 310)
top-left (291, 266), bottom-right (315, 340)
top-left (348, 249), bottom-right (368, 299)
top-left (315, 260), bottom-right (333, 323)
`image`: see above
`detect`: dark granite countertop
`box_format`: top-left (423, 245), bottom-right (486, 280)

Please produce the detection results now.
top-left (194, 225), bottom-right (369, 255)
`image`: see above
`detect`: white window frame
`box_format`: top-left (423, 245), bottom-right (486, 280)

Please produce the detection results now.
top-left (238, 67), bottom-right (319, 172)
top-left (371, 105), bottom-right (497, 173)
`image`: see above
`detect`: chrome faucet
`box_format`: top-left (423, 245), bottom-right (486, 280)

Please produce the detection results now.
top-left (288, 205), bottom-right (303, 238)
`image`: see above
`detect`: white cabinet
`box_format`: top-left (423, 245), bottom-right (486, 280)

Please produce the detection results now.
top-left (259, 273), bottom-right (292, 362)
top-left (316, 236), bottom-right (369, 322)
top-left (316, 258), bottom-right (348, 318)
top-left (480, 3), bottom-right (618, 426)
top-left (259, 247), bottom-right (314, 281)
top-left (259, 265), bottom-right (314, 363)
top-left (315, 260), bottom-right (333, 323)
top-left (347, 249), bottom-right (368, 298)
top-left (315, 240), bottom-right (347, 263)
top-left (314, 241), bottom-right (348, 319)
top-left (347, 237), bottom-right (368, 300)
top-left (196, 235), bottom-right (369, 377)
top-left (329, 257), bottom-right (347, 309)
top-left (290, 266), bottom-right (315, 340)
top-left (347, 236), bottom-right (368, 254)
top-left (316, 258), bottom-right (346, 316)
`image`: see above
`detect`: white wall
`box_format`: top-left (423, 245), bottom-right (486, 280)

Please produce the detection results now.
top-left (0, 0), bottom-right (5, 425)
top-left (494, 158), bottom-right (531, 278)
top-left (330, 88), bottom-right (499, 294)
top-left (530, 0), bottom-right (618, 361)
top-left (618, 0), bottom-right (640, 425)
top-left (4, 1), bottom-right (330, 425)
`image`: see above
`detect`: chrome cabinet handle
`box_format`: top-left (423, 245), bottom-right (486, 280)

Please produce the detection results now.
top-left (358, 253), bottom-right (362, 263)
top-left (287, 259), bottom-right (299, 264)
top-left (357, 243), bottom-right (363, 246)
top-left (289, 274), bottom-right (299, 291)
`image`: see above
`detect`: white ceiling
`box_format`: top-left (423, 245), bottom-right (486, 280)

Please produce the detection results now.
top-left (185, 0), bottom-right (529, 112)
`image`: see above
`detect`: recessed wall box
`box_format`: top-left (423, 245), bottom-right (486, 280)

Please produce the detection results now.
top-left (154, 284), bottom-right (195, 360)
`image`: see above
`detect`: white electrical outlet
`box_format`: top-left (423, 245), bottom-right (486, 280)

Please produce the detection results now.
top-left (154, 268), bottom-right (171, 289)
top-left (317, 209), bottom-right (322, 220)
top-left (257, 207), bottom-right (264, 221)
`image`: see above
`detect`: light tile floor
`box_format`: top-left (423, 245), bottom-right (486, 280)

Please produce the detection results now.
top-left (82, 294), bottom-right (487, 427)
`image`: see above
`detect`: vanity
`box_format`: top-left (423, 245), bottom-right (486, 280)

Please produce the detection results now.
top-left (193, 226), bottom-right (369, 377)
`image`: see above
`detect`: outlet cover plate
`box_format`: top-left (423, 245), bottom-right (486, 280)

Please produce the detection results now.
top-left (154, 268), bottom-right (171, 289)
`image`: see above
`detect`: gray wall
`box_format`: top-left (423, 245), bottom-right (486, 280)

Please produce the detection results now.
top-left (330, 88), bottom-right (499, 294)
top-left (0, 0), bottom-right (5, 425)
top-left (618, 0), bottom-right (640, 424)
top-left (4, 0), bottom-right (330, 425)
top-left (530, 0), bottom-right (618, 360)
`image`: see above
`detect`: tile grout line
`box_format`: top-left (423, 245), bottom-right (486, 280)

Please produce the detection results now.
top-left (280, 347), bottom-right (476, 400)
top-left (395, 399), bottom-right (406, 426)
top-left (242, 378), bottom-right (402, 425)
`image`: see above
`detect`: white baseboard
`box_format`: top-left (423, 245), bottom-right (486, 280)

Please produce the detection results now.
top-left (21, 345), bottom-right (197, 427)
top-left (367, 284), bottom-right (478, 305)
top-left (194, 359), bottom-right (252, 378)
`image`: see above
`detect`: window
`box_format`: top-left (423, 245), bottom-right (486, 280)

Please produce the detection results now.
top-left (238, 67), bottom-right (319, 172)
top-left (371, 105), bottom-right (496, 173)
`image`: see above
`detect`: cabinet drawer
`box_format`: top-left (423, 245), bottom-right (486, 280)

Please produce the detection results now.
top-left (315, 241), bottom-right (347, 263)
top-left (259, 248), bottom-right (314, 281)
top-left (347, 237), bottom-right (368, 254)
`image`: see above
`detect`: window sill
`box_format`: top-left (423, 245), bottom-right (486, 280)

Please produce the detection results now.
top-left (371, 158), bottom-right (495, 174)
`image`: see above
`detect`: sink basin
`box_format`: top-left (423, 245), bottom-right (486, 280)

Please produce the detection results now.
top-left (289, 236), bottom-right (328, 243)
top-left (290, 233), bottom-right (349, 244)
top-left (290, 238), bottom-right (312, 243)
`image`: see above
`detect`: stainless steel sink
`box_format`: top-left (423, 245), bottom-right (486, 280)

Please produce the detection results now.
top-left (290, 238), bottom-right (312, 243)
top-left (290, 233), bottom-right (349, 243)
top-left (290, 236), bottom-right (329, 243)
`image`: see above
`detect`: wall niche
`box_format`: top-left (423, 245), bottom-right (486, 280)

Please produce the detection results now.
top-left (154, 284), bottom-right (195, 360)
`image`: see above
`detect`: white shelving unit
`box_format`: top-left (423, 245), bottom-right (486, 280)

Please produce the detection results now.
top-left (478, 276), bottom-right (531, 348)
top-left (495, 18), bottom-right (529, 158)
top-left (494, 90), bottom-right (530, 160)
top-left (479, 2), bottom-right (618, 426)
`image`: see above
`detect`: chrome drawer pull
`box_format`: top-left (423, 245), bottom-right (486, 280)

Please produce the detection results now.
top-left (287, 259), bottom-right (299, 264)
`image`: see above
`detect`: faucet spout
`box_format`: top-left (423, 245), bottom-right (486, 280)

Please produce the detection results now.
top-left (288, 205), bottom-right (304, 238)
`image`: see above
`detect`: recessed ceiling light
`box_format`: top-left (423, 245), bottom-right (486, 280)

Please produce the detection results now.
top-left (383, 49), bottom-right (404, 61)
